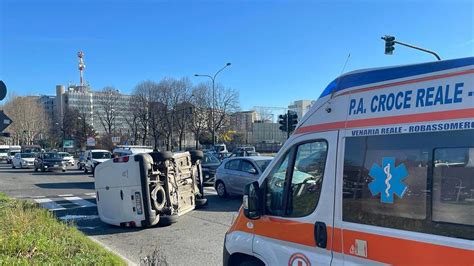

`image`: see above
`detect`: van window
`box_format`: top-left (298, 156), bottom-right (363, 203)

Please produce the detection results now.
top-left (265, 140), bottom-right (328, 217)
top-left (343, 130), bottom-right (474, 240)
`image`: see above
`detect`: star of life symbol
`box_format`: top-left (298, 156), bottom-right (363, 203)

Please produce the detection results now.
top-left (368, 157), bottom-right (408, 204)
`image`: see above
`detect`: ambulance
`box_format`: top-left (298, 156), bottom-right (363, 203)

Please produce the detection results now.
top-left (224, 57), bottom-right (474, 265)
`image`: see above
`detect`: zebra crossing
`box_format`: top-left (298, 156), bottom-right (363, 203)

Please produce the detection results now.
top-left (28, 188), bottom-right (216, 212)
top-left (30, 193), bottom-right (97, 212)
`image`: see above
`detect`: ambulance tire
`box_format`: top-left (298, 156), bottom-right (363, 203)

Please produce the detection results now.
top-left (238, 258), bottom-right (264, 266)
top-left (190, 150), bottom-right (204, 163)
top-left (150, 151), bottom-right (172, 162)
top-left (158, 214), bottom-right (177, 226)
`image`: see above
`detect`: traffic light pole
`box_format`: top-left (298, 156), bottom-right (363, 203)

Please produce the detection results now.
top-left (287, 110), bottom-right (290, 139)
top-left (394, 40), bottom-right (441, 61)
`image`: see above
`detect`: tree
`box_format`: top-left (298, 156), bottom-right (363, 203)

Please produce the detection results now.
top-left (2, 96), bottom-right (49, 146)
top-left (209, 83), bottom-right (240, 143)
top-left (62, 107), bottom-right (95, 149)
top-left (132, 81), bottom-right (159, 145)
top-left (190, 83), bottom-right (211, 149)
top-left (96, 86), bottom-right (122, 135)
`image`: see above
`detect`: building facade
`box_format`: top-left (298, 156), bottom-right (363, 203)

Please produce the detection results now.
top-left (288, 100), bottom-right (315, 121)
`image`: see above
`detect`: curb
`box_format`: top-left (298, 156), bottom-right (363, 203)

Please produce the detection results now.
top-left (88, 236), bottom-right (137, 266)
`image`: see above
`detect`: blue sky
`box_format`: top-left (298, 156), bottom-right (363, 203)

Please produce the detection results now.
top-left (1, 0), bottom-right (472, 110)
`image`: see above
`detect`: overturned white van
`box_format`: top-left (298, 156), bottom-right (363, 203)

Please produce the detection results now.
top-left (95, 150), bottom-right (207, 227)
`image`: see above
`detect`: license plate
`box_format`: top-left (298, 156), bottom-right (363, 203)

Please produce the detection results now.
top-left (54, 165), bottom-right (59, 167)
top-left (135, 192), bottom-right (143, 215)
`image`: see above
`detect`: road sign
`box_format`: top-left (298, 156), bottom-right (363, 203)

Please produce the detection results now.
top-left (111, 136), bottom-right (120, 143)
top-left (63, 139), bottom-right (74, 149)
top-left (0, 81), bottom-right (6, 101)
top-left (0, 111), bottom-right (12, 132)
top-left (86, 137), bottom-right (96, 146)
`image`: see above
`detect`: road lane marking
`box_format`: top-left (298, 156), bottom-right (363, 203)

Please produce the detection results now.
top-left (34, 198), bottom-right (66, 211)
top-left (63, 196), bottom-right (96, 208)
top-left (58, 194), bottom-right (74, 197)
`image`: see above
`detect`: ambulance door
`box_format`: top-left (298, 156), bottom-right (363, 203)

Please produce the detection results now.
top-left (252, 131), bottom-right (338, 266)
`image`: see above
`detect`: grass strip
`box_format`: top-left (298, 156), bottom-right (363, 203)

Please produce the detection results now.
top-left (0, 192), bottom-right (125, 265)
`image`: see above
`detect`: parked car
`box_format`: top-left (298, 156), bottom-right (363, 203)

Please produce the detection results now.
top-left (232, 146), bottom-right (256, 153)
top-left (34, 152), bottom-right (67, 172)
top-left (202, 152), bottom-right (222, 185)
top-left (77, 151), bottom-right (86, 170)
top-left (215, 156), bottom-right (273, 197)
top-left (112, 145), bottom-right (154, 157)
top-left (84, 149), bottom-right (112, 175)
top-left (11, 153), bottom-right (35, 169)
top-left (0, 145), bottom-right (9, 162)
top-left (7, 145), bottom-right (21, 164)
top-left (58, 152), bottom-right (75, 166)
top-left (229, 151), bottom-right (260, 157)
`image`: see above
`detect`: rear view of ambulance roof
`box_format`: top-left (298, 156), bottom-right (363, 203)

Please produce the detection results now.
top-left (319, 57), bottom-right (474, 99)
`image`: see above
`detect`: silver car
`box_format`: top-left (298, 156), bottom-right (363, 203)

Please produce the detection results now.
top-left (215, 156), bottom-right (273, 198)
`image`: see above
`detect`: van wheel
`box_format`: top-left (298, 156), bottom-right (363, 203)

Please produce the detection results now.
top-left (34, 167), bottom-right (38, 172)
top-left (195, 197), bottom-right (207, 208)
top-left (84, 167), bottom-right (88, 174)
top-left (150, 151), bottom-right (173, 162)
top-left (158, 215), bottom-right (178, 226)
top-left (216, 181), bottom-right (227, 198)
top-left (190, 150), bottom-right (204, 163)
top-left (12, 164), bottom-right (15, 169)
top-left (41, 167), bottom-right (45, 172)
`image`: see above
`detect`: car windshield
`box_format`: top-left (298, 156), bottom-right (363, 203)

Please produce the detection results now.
top-left (255, 159), bottom-right (272, 172)
top-left (21, 153), bottom-right (35, 158)
top-left (92, 152), bottom-right (111, 159)
top-left (9, 151), bottom-right (20, 156)
top-left (43, 153), bottom-right (61, 159)
top-left (0, 149), bottom-right (9, 153)
top-left (58, 153), bottom-right (71, 158)
top-left (204, 153), bottom-right (220, 164)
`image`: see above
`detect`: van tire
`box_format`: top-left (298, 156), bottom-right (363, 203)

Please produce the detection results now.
top-left (190, 150), bottom-right (204, 163)
top-left (216, 181), bottom-right (227, 198)
top-left (84, 167), bottom-right (88, 174)
top-left (150, 151), bottom-right (173, 162)
top-left (158, 215), bottom-right (177, 226)
top-left (34, 167), bottom-right (38, 172)
top-left (195, 197), bottom-right (208, 208)
top-left (12, 164), bottom-right (15, 169)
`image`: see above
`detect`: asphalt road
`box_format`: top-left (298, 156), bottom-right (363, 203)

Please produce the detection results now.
top-left (0, 163), bottom-right (242, 265)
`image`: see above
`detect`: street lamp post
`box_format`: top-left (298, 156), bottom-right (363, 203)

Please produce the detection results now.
top-left (194, 62), bottom-right (231, 146)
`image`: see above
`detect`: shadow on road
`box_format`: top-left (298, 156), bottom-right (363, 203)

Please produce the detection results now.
top-left (35, 181), bottom-right (95, 190)
top-left (0, 169), bottom-right (36, 174)
top-left (197, 194), bottom-right (242, 213)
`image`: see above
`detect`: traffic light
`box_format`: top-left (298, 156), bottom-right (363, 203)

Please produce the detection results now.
top-left (382, 35), bottom-right (395, 55)
top-left (278, 114), bottom-right (288, 132)
top-left (288, 112), bottom-right (298, 132)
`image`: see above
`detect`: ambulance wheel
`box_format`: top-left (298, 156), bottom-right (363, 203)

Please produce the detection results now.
top-left (216, 181), bottom-right (227, 198)
top-left (195, 197), bottom-right (207, 208)
top-left (190, 150), bottom-right (204, 163)
top-left (150, 151), bottom-right (172, 162)
top-left (158, 215), bottom-right (177, 226)
top-left (239, 258), bottom-right (264, 266)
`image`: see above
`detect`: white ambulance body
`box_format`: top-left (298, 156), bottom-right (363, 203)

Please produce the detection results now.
top-left (224, 57), bottom-right (474, 265)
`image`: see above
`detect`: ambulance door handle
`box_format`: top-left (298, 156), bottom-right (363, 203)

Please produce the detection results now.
top-left (314, 221), bottom-right (327, 248)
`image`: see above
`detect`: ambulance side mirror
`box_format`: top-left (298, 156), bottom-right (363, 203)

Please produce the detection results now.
top-left (243, 181), bottom-right (261, 220)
